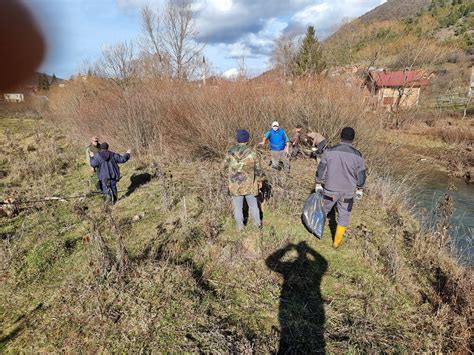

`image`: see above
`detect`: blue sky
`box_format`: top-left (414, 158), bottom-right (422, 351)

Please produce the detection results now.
top-left (23, 0), bottom-right (386, 79)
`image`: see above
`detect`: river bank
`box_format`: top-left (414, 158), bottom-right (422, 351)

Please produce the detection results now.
top-left (0, 116), bottom-right (472, 352)
top-left (382, 118), bottom-right (473, 264)
top-left (386, 118), bottom-right (473, 183)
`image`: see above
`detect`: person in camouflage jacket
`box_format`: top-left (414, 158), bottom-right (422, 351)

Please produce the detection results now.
top-left (85, 136), bottom-right (101, 192)
top-left (224, 129), bottom-right (264, 231)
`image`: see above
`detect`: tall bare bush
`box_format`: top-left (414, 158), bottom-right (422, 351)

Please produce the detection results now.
top-left (48, 77), bottom-right (383, 165)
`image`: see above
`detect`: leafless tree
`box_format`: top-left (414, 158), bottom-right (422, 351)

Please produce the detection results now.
top-left (272, 34), bottom-right (298, 78)
top-left (97, 41), bottom-right (137, 87)
top-left (140, 0), bottom-right (205, 80)
top-left (140, 5), bottom-right (172, 78)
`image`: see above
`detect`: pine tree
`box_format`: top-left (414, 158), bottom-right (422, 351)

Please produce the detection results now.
top-left (43, 74), bottom-right (50, 90)
top-left (51, 74), bottom-right (57, 84)
top-left (37, 73), bottom-right (43, 90)
top-left (292, 26), bottom-right (325, 76)
top-left (38, 73), bottom-right (51, 90)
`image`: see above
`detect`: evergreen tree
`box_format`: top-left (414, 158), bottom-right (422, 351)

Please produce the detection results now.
top-left (51, 74), bottom-right (57, 85)
top-left (292, 26), bottom-right (325, 76)
top-left (42, 74), bottom-right (50, 90)
top-left (38, 73), bottom-right (51, 90)
top-left (37, 73), bottom-right (43, 90)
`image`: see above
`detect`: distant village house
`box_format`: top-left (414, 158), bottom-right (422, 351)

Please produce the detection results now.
top-left (364, 69), bottom-right (429, 109)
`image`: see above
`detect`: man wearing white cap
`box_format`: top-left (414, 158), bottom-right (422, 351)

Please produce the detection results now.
top-left (259, 121), bottom-right (290, 172)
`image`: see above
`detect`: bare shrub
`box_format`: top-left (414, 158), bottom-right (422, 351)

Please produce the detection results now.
top-left (410, 229), bottom-right (473, 352)
top-left (428, 126), bottom-right (474, 145)
top-left (48, 77), bottom-right (383, 166)
top-left (384, 108), bottom-right (439, 129)
top-left (369, 173), bottom-right (418, 211)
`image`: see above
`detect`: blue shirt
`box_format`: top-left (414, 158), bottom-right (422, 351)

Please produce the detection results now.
top-left (264, 128), bottom-right (289, 151)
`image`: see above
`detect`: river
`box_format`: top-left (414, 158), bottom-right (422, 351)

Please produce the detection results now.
top-left (415, 170), bottom-right (473, 266)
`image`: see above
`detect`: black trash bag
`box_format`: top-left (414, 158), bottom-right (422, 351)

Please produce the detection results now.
top-left (301, 192), bottom-right (326, 239)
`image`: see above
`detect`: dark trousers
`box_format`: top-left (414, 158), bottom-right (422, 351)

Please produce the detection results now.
top-left (290, 144), bottom-right (299, 159)
top-left (101, 179), bottom-right (118, 203)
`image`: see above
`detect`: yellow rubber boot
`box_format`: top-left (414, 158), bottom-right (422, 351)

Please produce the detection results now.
top-left (333, 225), bottom-right (346, 249)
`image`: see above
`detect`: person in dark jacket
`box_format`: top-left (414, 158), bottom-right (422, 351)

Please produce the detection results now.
top-left (90, 142), bottom-right (131, 204)
top-left (315, 127), bottom-right (366, 249)
top-left (289, 124), bottom-right (302, 159)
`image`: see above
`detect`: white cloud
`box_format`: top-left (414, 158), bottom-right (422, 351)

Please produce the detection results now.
top-left (290, 0), bottom-right (388, 38)
top-left (115, 0), bottom-right (388, 74)
top-left (292, 3), bottom-right (330, 25)
top-left (226, 42), bottom-right (251, 58)
top-left (222, 67), bottom-right (239, 79)
top-left (205, 0), bottom-right (233, 12)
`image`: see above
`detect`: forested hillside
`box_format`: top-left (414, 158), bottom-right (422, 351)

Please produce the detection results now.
top-left (324, 0), bottom-right (474, 67)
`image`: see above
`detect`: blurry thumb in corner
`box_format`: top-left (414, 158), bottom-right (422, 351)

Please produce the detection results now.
top-left (0, 0), bottom-right (46, 91)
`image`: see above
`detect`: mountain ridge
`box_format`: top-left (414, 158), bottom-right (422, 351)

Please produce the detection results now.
top-left (359, 0), bottom-right (432, 23)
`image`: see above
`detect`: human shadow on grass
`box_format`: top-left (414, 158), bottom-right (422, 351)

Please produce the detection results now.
top-left (0, 303), bottom-right (44, 349)
top-left (124, 172), bottom-right (152, 197)
top-left (266, 241), bottom-right (328, 354)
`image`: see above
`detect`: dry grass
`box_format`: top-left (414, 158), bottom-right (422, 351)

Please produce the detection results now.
top-left (1, 78), bottom-right (472, 352)
top-left (428, 126), bottom-right (474, 145)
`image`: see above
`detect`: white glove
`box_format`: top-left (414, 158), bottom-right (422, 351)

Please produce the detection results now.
top-left (355, 189), bottom-right (363, 200)
top-left (315, 184), bottom-right (323, 194)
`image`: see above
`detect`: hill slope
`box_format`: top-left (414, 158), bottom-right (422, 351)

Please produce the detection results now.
top-left (324, 0), bottom-right (474, 67)
top-left (359, 0), bottom-right (432, 23)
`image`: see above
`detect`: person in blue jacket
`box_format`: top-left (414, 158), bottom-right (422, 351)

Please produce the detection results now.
top-left (90, 142), bottom-right (131, 204)
top-left (259, 121), bottom-right (290, 172)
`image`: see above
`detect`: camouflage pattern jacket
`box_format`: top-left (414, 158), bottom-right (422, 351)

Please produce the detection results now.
top-left (224, 144), bottom-right (264, 196)
top-left (86, 144), bottom-right (100, 166)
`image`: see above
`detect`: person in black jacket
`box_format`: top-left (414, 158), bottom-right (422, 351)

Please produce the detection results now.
top-left (90, 142), bottom-right (131, 204)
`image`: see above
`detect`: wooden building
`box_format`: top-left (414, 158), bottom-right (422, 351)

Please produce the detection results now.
top-left (364, 69), bottom-right (429, 109)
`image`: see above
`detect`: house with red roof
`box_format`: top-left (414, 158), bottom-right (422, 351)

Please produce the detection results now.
top-left (364, 69), bottom-right (429, 109)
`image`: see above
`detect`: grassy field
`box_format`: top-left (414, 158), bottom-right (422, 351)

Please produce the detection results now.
top-left (0, 116), bottom-right (471, 352)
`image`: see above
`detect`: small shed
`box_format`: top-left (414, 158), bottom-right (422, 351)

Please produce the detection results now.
top-left (3, 93), bottom-right (24, 103)
top-left (365, 69), bottom-right (429, 109)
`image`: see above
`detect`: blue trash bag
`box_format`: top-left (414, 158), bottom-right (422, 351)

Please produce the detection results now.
top-left (301, 192), bottom-right (326, 239)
